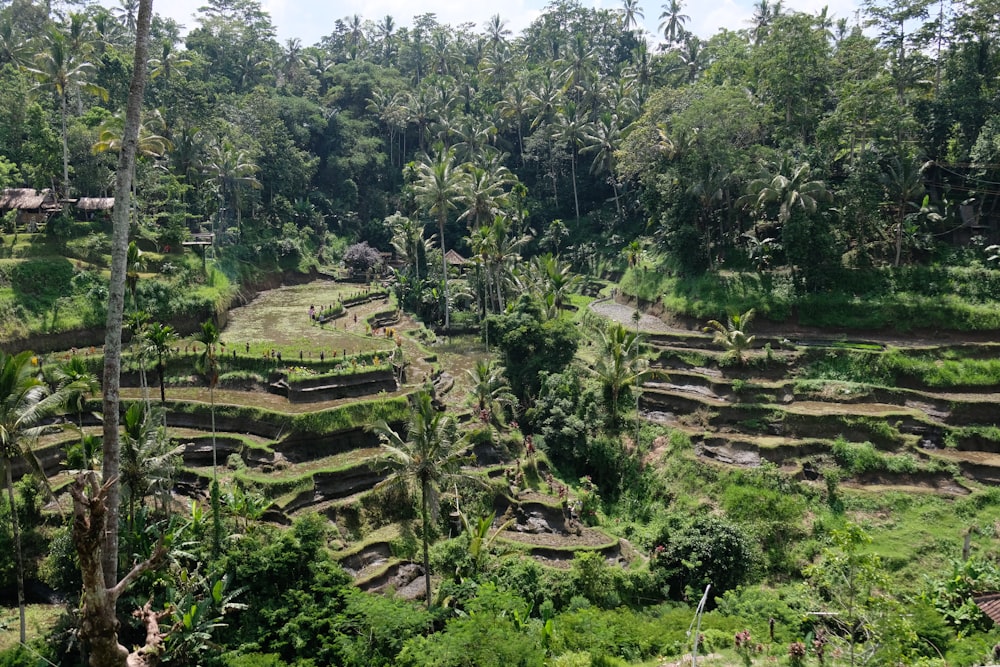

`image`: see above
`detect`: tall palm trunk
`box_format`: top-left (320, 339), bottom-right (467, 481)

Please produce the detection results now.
top-left (4, 460), bottom-right (26, 645)
top-left (99, 0), bottom-right (153, 613)
top-left (61, 92), bottom-right (70, 197)
top-left (439, 212), bottom-right (450, 329)
top-left (570, 149), bottom-right (580, 223)
top-left (210, 381), bottom-right (221, 557)
top-left (421, 480), bottom-right (432, 608)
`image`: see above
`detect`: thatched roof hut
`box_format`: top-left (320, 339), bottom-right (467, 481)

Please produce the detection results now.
top-left (75, 197), bottom-right (115, 211)
top-left (0, 188), bottom-right (57, 212)
top-left (444, 249), bottom-right (468, 266)
top-left (0, 188), bottom-right (60, 230)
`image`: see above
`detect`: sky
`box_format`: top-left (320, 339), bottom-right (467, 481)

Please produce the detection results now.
top-left (114, 0), bottom-right (864, 47)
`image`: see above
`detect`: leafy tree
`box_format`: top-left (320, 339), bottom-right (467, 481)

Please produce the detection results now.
top-left (651, 514), bottom-right (759, 601)
top-left (487, 294), bottom-right (580, 402)
top-left (367, 391), bottom-right (470, 607)
top-left (343, 240), bottom-right (384, 276)
top-left (806, 523), bottom-right (916, 666)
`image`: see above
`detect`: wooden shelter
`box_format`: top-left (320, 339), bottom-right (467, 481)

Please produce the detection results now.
top-left (0, 188), bottom-right (61, 231)
top-left (75, 197), bottom-right (115, 221)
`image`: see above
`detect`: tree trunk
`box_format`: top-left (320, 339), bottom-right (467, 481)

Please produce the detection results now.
top-left (100, 0), bottom-right (153, 605)
top-left (571, 150), bottom-right (580, 223)
top-left (4, 458), bottom-right (26, 645)
top-left (421, 481), bottom-right (432, 608)
top-left (439, 213), bottom-right (450, 330)
top-left (61, 92), bottom-right (70, 198)
top-left (71, 473), bottom-right (168, 667)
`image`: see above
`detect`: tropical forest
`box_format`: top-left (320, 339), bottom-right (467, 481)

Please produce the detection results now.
top-left (2, 0), bottom-right (1000, 664)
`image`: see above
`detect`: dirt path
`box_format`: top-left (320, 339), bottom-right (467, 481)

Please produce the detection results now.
top-left (590, 296), bottom-right (1000, 349)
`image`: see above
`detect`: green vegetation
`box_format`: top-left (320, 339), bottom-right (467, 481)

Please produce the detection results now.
top-left (2, 0), bottom-right (1000, 663)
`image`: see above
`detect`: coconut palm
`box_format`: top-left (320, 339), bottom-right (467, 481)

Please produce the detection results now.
top-left (748, 0), bottom-right (774, 44)
top-left (120, 402), bottom-right (181, 534)
top-left (148, 38), bottom-right (192, 82)
top-left (195, 320), bottom-right (222, 555)
top-left (50, 355), bottom-right (99, 434)
top-left (144, 321), bottom-right (178, 407)
top-left (881, 156), bottom-right (928, 267)
top-left (743, 160), bottom-right (832, 227)
top-left (412, 146), bottom-right (469, 329)
top-left (459, 164), bottom-right (514, 230)
top-left (202, 137), bottom-right (261, 237)
top-left (582, 111), bottom-right (624, 218)
top-left (25, 24), bottom-right (109, 197)
top-left (591, 322), bottom-right (648, 426)
top-left (532, 253), bottom-right (581, 314)
top-left (620, 0), bottom-right (645, 34)
top-left (0, 350), bottom-right (66, 644)
top-left (659, 0), bottom-right (690, 46)
top-left (553, 101), bottom-right (593, 223)
top-left (703, 309), bottom-right (757, 365)
top-left (466, 359), bottom-right (516, 426)
top-left (367, 391), bottom-right (470, 607)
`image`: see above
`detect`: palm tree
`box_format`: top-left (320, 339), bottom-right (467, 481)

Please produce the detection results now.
top-left (486, 14), bottom-right (511, 51)
top-left (120, 402), bottom-right (181, 535)
top-left (144, 322), bottom-right (178, 407)
top-left (743, 160), bottom-right (832, 227)
top-left (703, 309), bottom-right (756, 365)
top-left (412, 146), bottom-right (469, 329)
top-left (496, 81), bottom-right (531, 161)
top-left (659, 0), bottom-right (690, 46)
top-left (195, 320), bottom-right (223, 555)
top-left (748, 0), bottom-right (773, 44)
top-left (25, 24), bottom-right (109, 198)
top-left (459, 164), bottom-right (513, 230)
top-left (389, 212), bottom-right (432, 284)
top-left (591, 322), bottom-right (648, 426)
top-left (881, 156), bottom-right (927, 267)
top-left (553, 101), bottom-right (593, 223)
top-left (533, 253), bottom-right (581, 314)
top-left (620, 0), bottom-right (645, 34)
top-left (148, 38), bottom-right (192, 83)
top-left (0, 19), bottom-right (32, 68)
top-left (582, 111), bottom-right (623, 218)
top-left (466, 360), bottom-right (516, 426)
top-left (468, 215), bottom-right (531, 315)
top-left (367, 391), bottom-right (470, 607)
top-left (113, 0), bottom-right (140, 35)
top-left (0, 351), bottom-right (66, 644)
top-left (377, 15), bottom-right (396, 65)
top-left (202, 137), bottom-right (261, 238)
top-left (51, 355), bottom-right (99, 434)
top-left (50, 356), bottom-right (100, 462)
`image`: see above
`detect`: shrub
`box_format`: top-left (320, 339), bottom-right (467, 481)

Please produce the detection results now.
top-left (650, 515), bottom-right (760, 601)
top-left (343, 241), bottom-right (383, 275)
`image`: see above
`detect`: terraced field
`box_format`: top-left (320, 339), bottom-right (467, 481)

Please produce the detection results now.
top-left (594, 297), bottom-right (1000, 497)
top-left (29, 281), bottom-right (625, 600)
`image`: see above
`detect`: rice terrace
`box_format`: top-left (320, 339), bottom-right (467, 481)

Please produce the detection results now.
top-left (2, 0), bottom-right (1000, 665)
